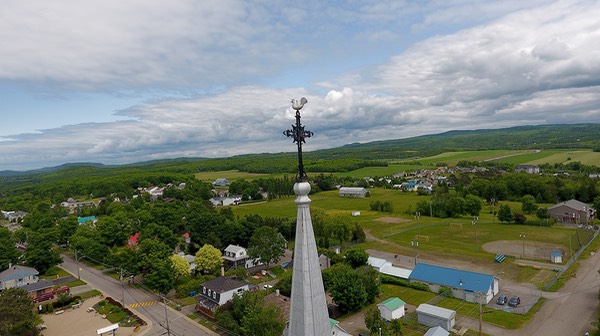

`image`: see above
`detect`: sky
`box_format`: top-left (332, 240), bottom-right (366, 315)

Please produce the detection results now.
top-left (1, 0), bottom-right (600, 171)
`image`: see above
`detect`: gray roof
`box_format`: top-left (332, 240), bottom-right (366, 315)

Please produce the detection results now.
top-left (0, 265), bottom-right (39, 282)
top-left (549, 199), bottom-right (591, 211)
top-left (424, 326), bottom-right (450, 336)
top-left (20, 279), bottom-right (54, 292)
top-left (201, 276), bottom-right (246, 293)
top-left (416, 304), bottom-right (456, 320)
top-left (224, 244), bottom-right (246, 254)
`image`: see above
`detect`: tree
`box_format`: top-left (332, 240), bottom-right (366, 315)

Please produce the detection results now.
top-left (24, 233), bottom-right (63, 274)
top-left (328, 216), bottom-right (351, 246)
top-left (0, 288), bottom-right (41, 336)
top-left (497, 204), bottom-right (514, 223)
top-left (521, 195), bottom-right (538, 214)
top-left (247, 226), bottom-right (286, 269)
top-left (344, 249), bottom-right (369, 268)
top-left (328, 264), bottom-right (367, 313)
top-left (170, 254), bottom-right (191, 278)
top-left (536, 207), bottom-right (550, 225)
top-left (364, 306), bottom-right (385, 335)
top-left (388, 318), bottom-right (403, 336)
top-left (215, 290), bottom-right (285, 336)
top-left (0, 228), bottom-right (18, 271)
top-left (464, 194), bottom-right (483, 216)
top-left (195, 244), bottom-right (223, 274)
top-left (144, 258), bottom-right (176, 294)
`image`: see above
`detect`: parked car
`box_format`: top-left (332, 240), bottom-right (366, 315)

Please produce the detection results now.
top-left (496, 295), bottom-right (507, 305)
top-left (53, 286), bottom-right (70, 294)
top-left (33, 293), bottom-right (55, 303)
top-left (508, 296), bottom-right (521, 307)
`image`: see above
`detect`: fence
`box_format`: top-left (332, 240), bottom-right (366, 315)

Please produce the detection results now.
top-left (543, 228), bottom-right (599, 291)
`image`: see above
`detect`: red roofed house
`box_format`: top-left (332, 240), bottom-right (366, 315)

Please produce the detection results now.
top-left (126, 232), bottom-right (140, 249)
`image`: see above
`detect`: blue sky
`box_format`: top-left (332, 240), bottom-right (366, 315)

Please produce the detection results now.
top-left (1, 0), bottom-right (600, 171)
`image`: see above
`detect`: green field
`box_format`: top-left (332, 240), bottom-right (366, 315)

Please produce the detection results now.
top-left (194, 170), bottom-right (272, 182)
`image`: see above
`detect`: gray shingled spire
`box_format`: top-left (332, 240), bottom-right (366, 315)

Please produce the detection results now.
top-left (288, 181), bottom-right (330, 336)
top-left (284, 98), bottom-right (330, 336)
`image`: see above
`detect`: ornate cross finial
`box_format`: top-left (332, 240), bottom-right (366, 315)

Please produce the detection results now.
top-left (283, 97), bottom-right (313, 181)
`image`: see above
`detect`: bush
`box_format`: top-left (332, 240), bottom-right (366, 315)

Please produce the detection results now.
top-left (380, 275), bottom-right (430, 292)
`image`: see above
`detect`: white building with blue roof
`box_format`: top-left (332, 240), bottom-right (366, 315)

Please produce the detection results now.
top-left (409, 263), bottom-right (499, 304)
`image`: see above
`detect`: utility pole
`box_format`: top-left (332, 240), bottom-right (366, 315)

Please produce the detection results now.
top-left (162, 295), bottom-right (171, 336)
top-left (491, 198), bottom-right (495, 224)
top-left (415, 211), bottom-right (421, 241)
top-left (74, 250), bottom-right (81, 280)
top-left (520, 234), bottom-right (526, 259)
top-left (479, 297), bottom-right (483, 336)
top-left (472, 216), bottom-right (479, 252)
top-left (411, 240), bottom-right (419, 264)
top-left (120, 268), bottom-right (124, 306)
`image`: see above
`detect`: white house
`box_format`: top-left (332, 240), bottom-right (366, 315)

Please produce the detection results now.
top-left (377, 297), bottom-right (405, 321)
top-left (209, 195), bottom-right (242, 207)
top-left (416, 304), bottom-right (456, 331)
top-left (195, 276), bottom-right (249, 313)
top-left (329, 319), bottom-right (352, 336)
top-left (338, 187), bottom-right (368, 198)
top-left (515, 165), bottom-right (540, 174)
top-left (0, 265), bottom-right (39, 290)
top-left (223, 245), bottom-right (261, 269)
top-left (212, 178), bottom-right (230, 186)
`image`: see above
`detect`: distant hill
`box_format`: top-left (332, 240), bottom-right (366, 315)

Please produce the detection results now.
top-left (1, 123), bottom-right (599, 177)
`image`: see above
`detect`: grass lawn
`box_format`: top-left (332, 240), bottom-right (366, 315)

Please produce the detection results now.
top-left (78, 289), bottom-right (102, 300)
top-left (41, 266), bottom-right (72, 280)
top-left (194, 170), bottom-right (271, 182)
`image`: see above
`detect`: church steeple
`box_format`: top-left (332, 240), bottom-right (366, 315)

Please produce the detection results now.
top-left (284, 98), bottom-right (330, 336)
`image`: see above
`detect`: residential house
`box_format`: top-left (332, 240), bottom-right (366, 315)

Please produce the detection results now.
top-left (1, 210), bottom-right (28, 223)
top-left (21, 280), bottom-right (54, 301)
top-left (60, 198), bottom-right (96, 214)
top-left (409, 263), bottom-right (499, 304)
top-left (515, 165), bottom-right (540, 174)
top-left (338, 187), bottom-right (368, 198)
top-left (126, 232), bottom-right (140, 249)
top-left (212, 178), bottom-right (230, 186)
top-left (195, 276), bottom-right (249, 314)
top-left (223, 245), bottom-right (261, 269)
top-left (318, 254), bottom-right (331, 270)
top-left (176, 252), bottom-right (196, 273)
top-left (209, 195), bottom-right (242, 207)
top-left (377, 297), bottom-right (405, 321)
top-left (548, 199), bottom-right (595, 224)
top-left (0, 265), bottom-right (39, 290)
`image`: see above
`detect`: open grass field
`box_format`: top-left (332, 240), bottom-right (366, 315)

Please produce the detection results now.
top-left (194, 170), bottom-right (273, 182)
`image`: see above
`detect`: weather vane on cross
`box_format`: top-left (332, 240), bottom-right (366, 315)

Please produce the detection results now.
top-left (283, 97), bottom-right (313, 182)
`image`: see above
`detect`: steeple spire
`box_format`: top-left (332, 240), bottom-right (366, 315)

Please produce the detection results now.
top-left (283, 98), bottom-right (330, 336)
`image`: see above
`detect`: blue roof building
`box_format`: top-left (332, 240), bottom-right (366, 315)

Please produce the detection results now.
top-left (409, 263), bottom-right (499, 304)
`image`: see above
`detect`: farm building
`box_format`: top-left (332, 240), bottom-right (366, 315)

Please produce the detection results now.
top-left (416, 304), bottom-right (455, 331)
top-left (548, 199), bottom-right (595, 224)
top-left (338, 187), bottom-right (368, 198)
top-left (367, 257), bottom-right (412, 279)
top-left (514, 165), bottom-right (540, 174)
top-left (409, 263), bottom-right (499, 304)
top-left (377, 297), bottom-right (405, 321)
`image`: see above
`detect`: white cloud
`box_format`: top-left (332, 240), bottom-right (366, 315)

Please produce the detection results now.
top-left (1, 1), bottom-right (600, 171)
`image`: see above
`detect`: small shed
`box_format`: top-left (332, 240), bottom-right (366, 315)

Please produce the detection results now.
top-left (424, 326), bottom-right (450, 336)
top-left (416, 304), bottom-right (455, 331)
top-left (550, 251), bottom-right (563, 263)
top-left (377, 297), bottom-right (405, 321)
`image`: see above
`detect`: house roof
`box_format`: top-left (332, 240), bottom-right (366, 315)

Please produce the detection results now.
top-left (380, 264), bottom-right (412, 279)
top-left (424, 326), bottom-right (450, 336)
top-left (416, 304), bottom-right (456, 320)
top-left (409, 263), bottom-right (495, 293)
top-left (368, 256), bottom-right (389, 269)
top-left (550, 251), bottom-right (563, 257)
top-left (201, 276), bottom-right (247, 293)
top-left (264, 292), bottom-right (291, 320)
top-left (378, 297), bottom-right (405, 311)
top-left (20, 279), bottom-right (54, 292)
top-left (0, 265), bottom-right (39, 282)
top-left (224, 244), bottom-right (246, 254)
top-left (549, 199), bottom-right (591, 211)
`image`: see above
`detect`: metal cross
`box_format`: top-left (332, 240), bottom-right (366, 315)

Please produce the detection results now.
top-left (283, 98), bottom-right (313, 181)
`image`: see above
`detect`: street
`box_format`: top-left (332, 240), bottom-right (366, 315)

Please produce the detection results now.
top-left (61, 254), bottom-right (217, 336)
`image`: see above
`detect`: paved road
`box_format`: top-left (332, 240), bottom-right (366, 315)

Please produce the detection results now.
top-left (61, 254), bottom-right (217, 336)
